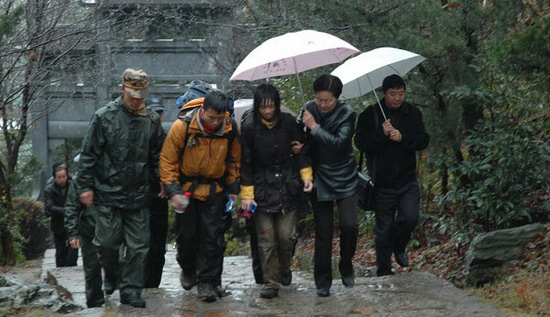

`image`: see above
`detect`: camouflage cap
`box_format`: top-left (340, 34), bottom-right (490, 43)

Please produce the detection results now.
top-left (122, 68), bottom-right (149, 98)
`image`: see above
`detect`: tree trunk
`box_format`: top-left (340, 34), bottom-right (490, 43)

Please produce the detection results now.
top-left (0, 176), bottom-right (16, 266)
top-left (1, 230), bottom-right (16, 266)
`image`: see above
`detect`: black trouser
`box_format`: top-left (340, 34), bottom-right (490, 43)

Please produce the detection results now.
top-left (311, 193), bottom-right (358, 290)
top-left (374, 180), bottom-right (420, 275)
top-left (79, 212), bottom-right (103, 306)
top-left (246, 217), bottom-right (263, 284)
top-left (175, 193), bottom-right (226, 285)
top-left (144, 197), bottom-right (168, 288)
top-left (53, 231), bottom-right (78, 267)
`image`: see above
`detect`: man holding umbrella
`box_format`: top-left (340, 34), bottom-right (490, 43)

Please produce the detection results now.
top-left (354, 74), bottom-right (429, 276)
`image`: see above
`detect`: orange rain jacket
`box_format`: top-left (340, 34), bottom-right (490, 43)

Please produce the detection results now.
top-left (159, 98), bottom-right (240, 201)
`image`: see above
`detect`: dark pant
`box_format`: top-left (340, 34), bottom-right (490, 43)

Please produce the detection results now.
top-left (144, 197), bottom-right (168, 288)
top-left (175, 193), bottom-right (226, 285)
top-left (246, 217), bottom-right (263, 284)
top-left (79, 211), bottom-right (104, 306)
top-left (311, 194), bottom-right (358, 290)
top-left (53, 231), bottom-right (78, 267)
top-left (374, 180), bottom-right (420, 275)
top-left (94, 205), bottom-right (150, 297)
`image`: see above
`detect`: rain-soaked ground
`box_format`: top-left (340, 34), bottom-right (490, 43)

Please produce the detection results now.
top-left (41, 248), bottom-right (503, 316)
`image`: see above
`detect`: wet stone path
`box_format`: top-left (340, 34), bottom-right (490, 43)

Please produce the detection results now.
top-left (41, 248), bottom-right (503, 316)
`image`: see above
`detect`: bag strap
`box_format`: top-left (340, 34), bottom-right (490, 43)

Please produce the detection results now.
top-left (359, 105), bottom-right (381, 182)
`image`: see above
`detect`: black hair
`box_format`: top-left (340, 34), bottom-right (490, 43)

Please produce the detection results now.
top-left (52, 162), bottom-right (67, 177)
top-left (253, 84), bottom-right (281, 118)
top-left (203, 90), bottom-right (228, 114)
top-left (313, 74), bottom-right (343, 99)
top-left (382, 74), bottom-right (406, 92)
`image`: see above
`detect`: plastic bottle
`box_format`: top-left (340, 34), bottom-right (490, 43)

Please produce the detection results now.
top-left (242, 202), bottom-right (256, 219)
top-left (224, 197), bottom-right (236, 213)
top-left (174, 192), bottom-right (192, 214)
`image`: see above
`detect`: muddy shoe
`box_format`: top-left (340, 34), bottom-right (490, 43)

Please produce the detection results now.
top-left (197, 283), bottom-right (217, 302)
top-left (316, 288), bottom-right (330, 297)
top-left (86, 299), bottom-right (105, 308)
top-left (280, 271), bottom-right (292, 286)
top-left (103, 278), bottom-right (117, 295)
top-left (260, 288), bottom-right (279, 299)
top-left (120, 294), bottom-right (146, 308)
top-left (214, 285), bottom-right (230, 297)
top-left (342, 275), bottom-right (354, 288)
top-left (395, 252), bottom-right (409, 267)
top-left (180, 272), bottom-right (197, 290)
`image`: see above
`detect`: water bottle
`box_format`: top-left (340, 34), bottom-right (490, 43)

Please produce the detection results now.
top-left (224, 197), bottom-right (236, 213)
top-left (174, 192), bottom-right (192, 214)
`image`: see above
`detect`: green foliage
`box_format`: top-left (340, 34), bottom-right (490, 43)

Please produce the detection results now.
top-left (492, 15), bottom-right (550, 88)
top-left (0, 197), bottom-right (47, 264)
top-left (14, 197), bottom-right (49, 260)
top-left (439, 113), bottom-right (549, 231)
top-left (0, 5), bottom-right (24, 37)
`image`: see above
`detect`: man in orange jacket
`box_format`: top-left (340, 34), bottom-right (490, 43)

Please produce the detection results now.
top-left (160, 90), bottom-right (240, 302)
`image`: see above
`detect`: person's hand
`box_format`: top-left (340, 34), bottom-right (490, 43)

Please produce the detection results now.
top-left (241, 199), bottom-right (256, 212)
top-left (303, 179), bottom-right (313, 193)
top-left (158, 182), bottom-right (168, 199)
top-left (389, 129), bottom-right (402, 142)
top-left (70, 238), bottom-right (80, 249)
top-left (171, 194), bottom-right (185, 210)
top-left (302, 110), bottom-right (318, 130)
top-left (382, 119), bottom-right (394, 136)
top-left (228, 194), bottom-right (239, 204)
top-left (291, 140), bottom-right (304, 154)
top-left (79, 190), bottom-right (94, 207)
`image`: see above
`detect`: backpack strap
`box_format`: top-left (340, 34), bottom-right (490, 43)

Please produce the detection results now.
top-left (177, 111), bottom-right (238, 195)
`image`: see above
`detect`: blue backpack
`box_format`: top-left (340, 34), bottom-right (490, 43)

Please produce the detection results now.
top-left (176, 80), bottom-right (234, 114)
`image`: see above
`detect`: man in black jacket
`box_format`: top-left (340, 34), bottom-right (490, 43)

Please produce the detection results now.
top-left (44, 164), bottom-right (78, 267)
top-left (355, 74), bottom-right (430, 276)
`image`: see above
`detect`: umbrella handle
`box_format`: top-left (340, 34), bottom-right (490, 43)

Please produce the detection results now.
top-left (367, 75), bottom-right (387, 121)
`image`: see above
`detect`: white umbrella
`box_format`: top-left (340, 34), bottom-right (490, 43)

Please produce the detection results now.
top-left (230, 30), bottom-right (359, 102)
top-left (331, 47), bottom-right (426, 120)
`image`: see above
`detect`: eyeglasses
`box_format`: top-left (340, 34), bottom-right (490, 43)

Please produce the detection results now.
top-left (315, 97), bottom-right (336, 105)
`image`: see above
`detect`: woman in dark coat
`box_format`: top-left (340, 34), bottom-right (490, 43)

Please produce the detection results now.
top-left (44, 164), bottom-right (78, 267)
top-left (240, 83), bottom-right (313, 299)
top-left (300, 74), bottom-right (358, 297)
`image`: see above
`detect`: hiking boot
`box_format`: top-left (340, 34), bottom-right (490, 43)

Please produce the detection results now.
top-left (86, 299), bottom-right (105, 308)
top-left (120, 294), bottom-right (146, 308)
top-left (342, 275), bottom-right (354, 288)
top-left (214, 285), bottom-right (230, 298)
top-left (395, 252), bottom-right (409, 267)
top-left (260, 288), bottom-right (279, 299)
top-left (103, 278), bottom-right (117, 295)
top-left (281, 271), bottom-right (292, 286)
top-left (197, 283), bottom-right (217, 302)
top-left (316, 288), bottom-right (330, 297)
top-left (180, 272), bottom-right (197, 290)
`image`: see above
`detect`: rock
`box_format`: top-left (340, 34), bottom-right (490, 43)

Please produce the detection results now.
top-left (0, 274), bottom-right (81, 313)
top-left (465, 223), bottom-right (547, 286)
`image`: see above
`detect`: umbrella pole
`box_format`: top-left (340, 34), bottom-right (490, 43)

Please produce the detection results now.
top-left (296, 72), bottom-right (306, 105)
top-left (367, 75), bottom-right (387, 121)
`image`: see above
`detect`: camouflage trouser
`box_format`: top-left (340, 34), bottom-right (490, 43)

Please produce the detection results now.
top-left (93, 205), bottom-right (150, 297)
top-left (78, 211), bottom-right (103, 306)
top-left (254, 207), bottom-right (298, 289)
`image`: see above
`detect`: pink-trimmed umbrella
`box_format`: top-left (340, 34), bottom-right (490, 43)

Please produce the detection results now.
top-left (230, 30), bottom-right (359, 101)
